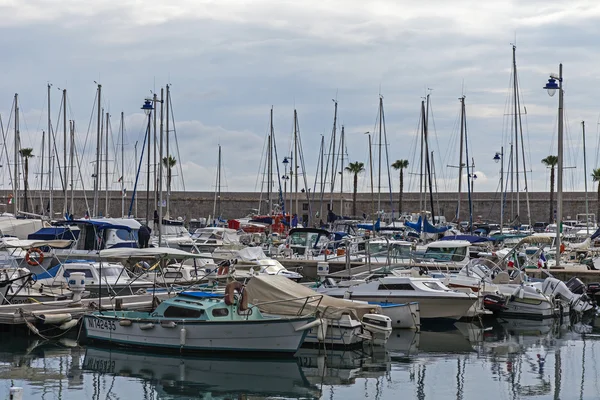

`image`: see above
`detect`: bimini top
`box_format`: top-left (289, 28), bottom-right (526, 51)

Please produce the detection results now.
top-left (99, 247), bottom-right (204, 259)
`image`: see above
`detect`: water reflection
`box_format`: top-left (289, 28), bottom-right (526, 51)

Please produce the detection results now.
top-left (82, 347), bottom-right (320, 399)
top-left (1, 317), bottom-right (600, 399)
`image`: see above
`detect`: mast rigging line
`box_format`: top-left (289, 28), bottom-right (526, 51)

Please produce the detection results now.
top-left (167, 92), bottom-right (185, 192)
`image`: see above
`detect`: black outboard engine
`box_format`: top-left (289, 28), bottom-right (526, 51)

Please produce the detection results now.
top-left (483, 294), bottom-right (508, 313)
top-left (565, 277), bottom-right (586, 295)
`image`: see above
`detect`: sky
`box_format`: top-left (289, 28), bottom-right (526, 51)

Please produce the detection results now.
top-left (1, 0), bottom-right (600, 199)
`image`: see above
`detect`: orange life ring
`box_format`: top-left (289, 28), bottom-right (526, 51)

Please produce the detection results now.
top-left (25, 248), bottom-right (44, 266)
top-left (217, 266), bottom-right (229, 275)
top-left (224, 281), bottom-right (248, 312)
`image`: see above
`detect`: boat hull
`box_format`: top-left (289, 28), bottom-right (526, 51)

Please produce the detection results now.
top-left (331, 294), bottom-right (474, 324)
top-left (83, 314), bottom-right (314, 354)
top-left (373, 302), bottom-right (420, 329)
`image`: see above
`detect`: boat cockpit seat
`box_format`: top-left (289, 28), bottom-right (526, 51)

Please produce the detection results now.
top-left (492, 271), bottom-right (510, 284)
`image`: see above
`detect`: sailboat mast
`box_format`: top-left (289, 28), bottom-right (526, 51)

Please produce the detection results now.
top-left (319, 135), bottom-right (325, 224)
top-left (158, 88), bottom-right (164, 243)
top-left (94, 84), bottom-right (101, 217)
top-left (457, 96), bottom-right (465, 221)
top-left (70, 120), bottom-right (75, 215)
top-left (165, 85), bottom-right (171, 219)
top-left (330, 101), bottom-right (337, 211)
top-left (378, 96), bottom-right (383, 213)
top-left (583, 121), bottom-right (589, 234)
top-left (339, 125), bottom-right (344, 216)
top-left (61, 89), bottom-right (67, 215)
top-left (500, 146), bottom-right (504, 232)
top-left (48, 84), bottom-right (54, 218)
top-left (105, 112), bottom-right (110, 217)
top-left (512, 45), bottom-right (520, 222)
top-left (294, 109), bottom-right (299, 217)
top-left (424, 101), bottom-right (435, 222)
top-left (419, 100), bottom-right (425, 214)
top-left (217, 145), bottom-right (222, 218)
top-left (153, 93), bottom-right (158, 211)
top-left (40, 130), bottom-right (45, 215)
top-left (120, 113), bottom-right (125, 217)
top-left (268, 107), bottom-right (273, 215)
top-left (13, 94), bottom-right (19, 215)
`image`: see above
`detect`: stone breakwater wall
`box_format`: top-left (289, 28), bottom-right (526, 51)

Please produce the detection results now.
top-left (15, 190), bottom-right (595, 225)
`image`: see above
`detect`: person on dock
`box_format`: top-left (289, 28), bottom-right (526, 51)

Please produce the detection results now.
top-left (138, 225), bottom-right (151, 248)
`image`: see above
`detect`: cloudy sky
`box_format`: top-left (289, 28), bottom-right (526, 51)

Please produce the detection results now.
top-left (1, 0), bottom-right (599, 203)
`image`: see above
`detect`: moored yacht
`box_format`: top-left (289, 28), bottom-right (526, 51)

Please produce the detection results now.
top-left (316, 275), bottom-right (477, 324)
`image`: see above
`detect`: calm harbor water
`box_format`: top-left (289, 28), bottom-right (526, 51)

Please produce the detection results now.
top-left (1, 319), bottom-right (599, 399)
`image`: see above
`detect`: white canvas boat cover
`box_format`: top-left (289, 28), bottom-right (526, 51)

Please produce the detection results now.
top-left (0, 219), bottom-right (47, 240)
top-left (245, 275), bottom-right (381, 320)
top-left (99, 247), bottom-right (204, 259)
top-left (236, 247), bottom-right (268, 261)
top-left (0, 238), bottom-right (73, 249)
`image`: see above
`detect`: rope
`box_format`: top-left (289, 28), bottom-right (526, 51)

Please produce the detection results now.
top-left (19, 308), bottom-right (81, 340)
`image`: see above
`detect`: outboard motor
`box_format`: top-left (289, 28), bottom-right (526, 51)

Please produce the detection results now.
top-left (586, 282), bottom-right (600, 296)
top-left (543, 277), bottom-right (595, 316)
top-left (362, 314), bottom-right (392, 346)
top-left (482, 293), bottom-right (508, 313)
top-left (565, 277), bottom-right (586, 295)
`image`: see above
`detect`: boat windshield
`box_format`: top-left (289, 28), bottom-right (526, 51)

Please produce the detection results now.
top-left (424, 246), bottom-right (467, 262)
top-left (262, 265), bottom-right (285, 274)
top-left (368, 242), bottom-right (388, 255)
top-left (101, 266), bottom-right (129, 278)
top-left (290, 232), bottom-right (321, 247)
top-left (422, 281), bottom-right (446, 291)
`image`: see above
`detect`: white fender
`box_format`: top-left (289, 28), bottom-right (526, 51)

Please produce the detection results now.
top-left (59, 319), bottom-right (78, 330)
top-left (139, 323), bottom-right (155, 330)
top-left (317, 318), bottom-right (328, 342)
top-left (119, 319), bottom-right (133, 327)
top-left (39, 313), bottom-right (72, 325)
top-left (295, 319), bottom-right (322, 331)
top-left (180, 327), bottom-right (187, 346)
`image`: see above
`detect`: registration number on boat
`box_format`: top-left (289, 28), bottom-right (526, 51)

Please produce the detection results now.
top-left (87, 317), bottom-right (116, 331)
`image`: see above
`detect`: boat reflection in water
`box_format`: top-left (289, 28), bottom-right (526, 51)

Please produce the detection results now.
top-left (82, 346), bottom-right (320, 399)
top-left (0, 337), bottom-right (85, 395)
top-left (295, 347), bottom-right (391, 386)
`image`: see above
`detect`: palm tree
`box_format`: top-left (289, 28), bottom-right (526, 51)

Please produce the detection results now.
top-left (391, 159), bottom-right (409, 215)
top-left (19, 148), bottom-right (34, 213)
top-left (542, 155), bottom-right (558, 223)
top-left (345, 161), bottom-right (365, 217)
top-left (592, 168), bottom-right (600, 223)
top-left (162, 155), bottom-right (177, 195)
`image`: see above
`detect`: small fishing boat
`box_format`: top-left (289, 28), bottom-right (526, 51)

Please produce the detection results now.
top-left (83, 281), bottom-right (316, 354)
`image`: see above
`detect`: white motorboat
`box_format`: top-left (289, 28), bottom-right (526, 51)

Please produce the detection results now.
top-left (212, 247), bottom-right (303, 281)
top-left (316, 276), bottom-right (477, 324)
top-left (443, 259), bottom-right (592, 320)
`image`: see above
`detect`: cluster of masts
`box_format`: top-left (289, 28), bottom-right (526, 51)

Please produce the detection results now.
top-left (3, 83), bottom-right (183, 223)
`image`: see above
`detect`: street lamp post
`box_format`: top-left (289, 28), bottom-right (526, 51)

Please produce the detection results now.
top-left (282, 157), bottom-right (290, 228)
top-left (543, 64), bottom-right (563, 268)
top-left (141, 98), bottom-right (153, 227)
top-left (494, 148), bottom-right (504, 232)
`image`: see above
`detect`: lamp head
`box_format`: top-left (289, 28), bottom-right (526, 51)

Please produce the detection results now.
top-left (282, 157), bottom-right (289, 165)
top-left (141, 98), bottom-right (153, 115)
top-left (493, 152), bottom-right (501, 163)
top-left (543, 77), bottom-right (559, 97)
